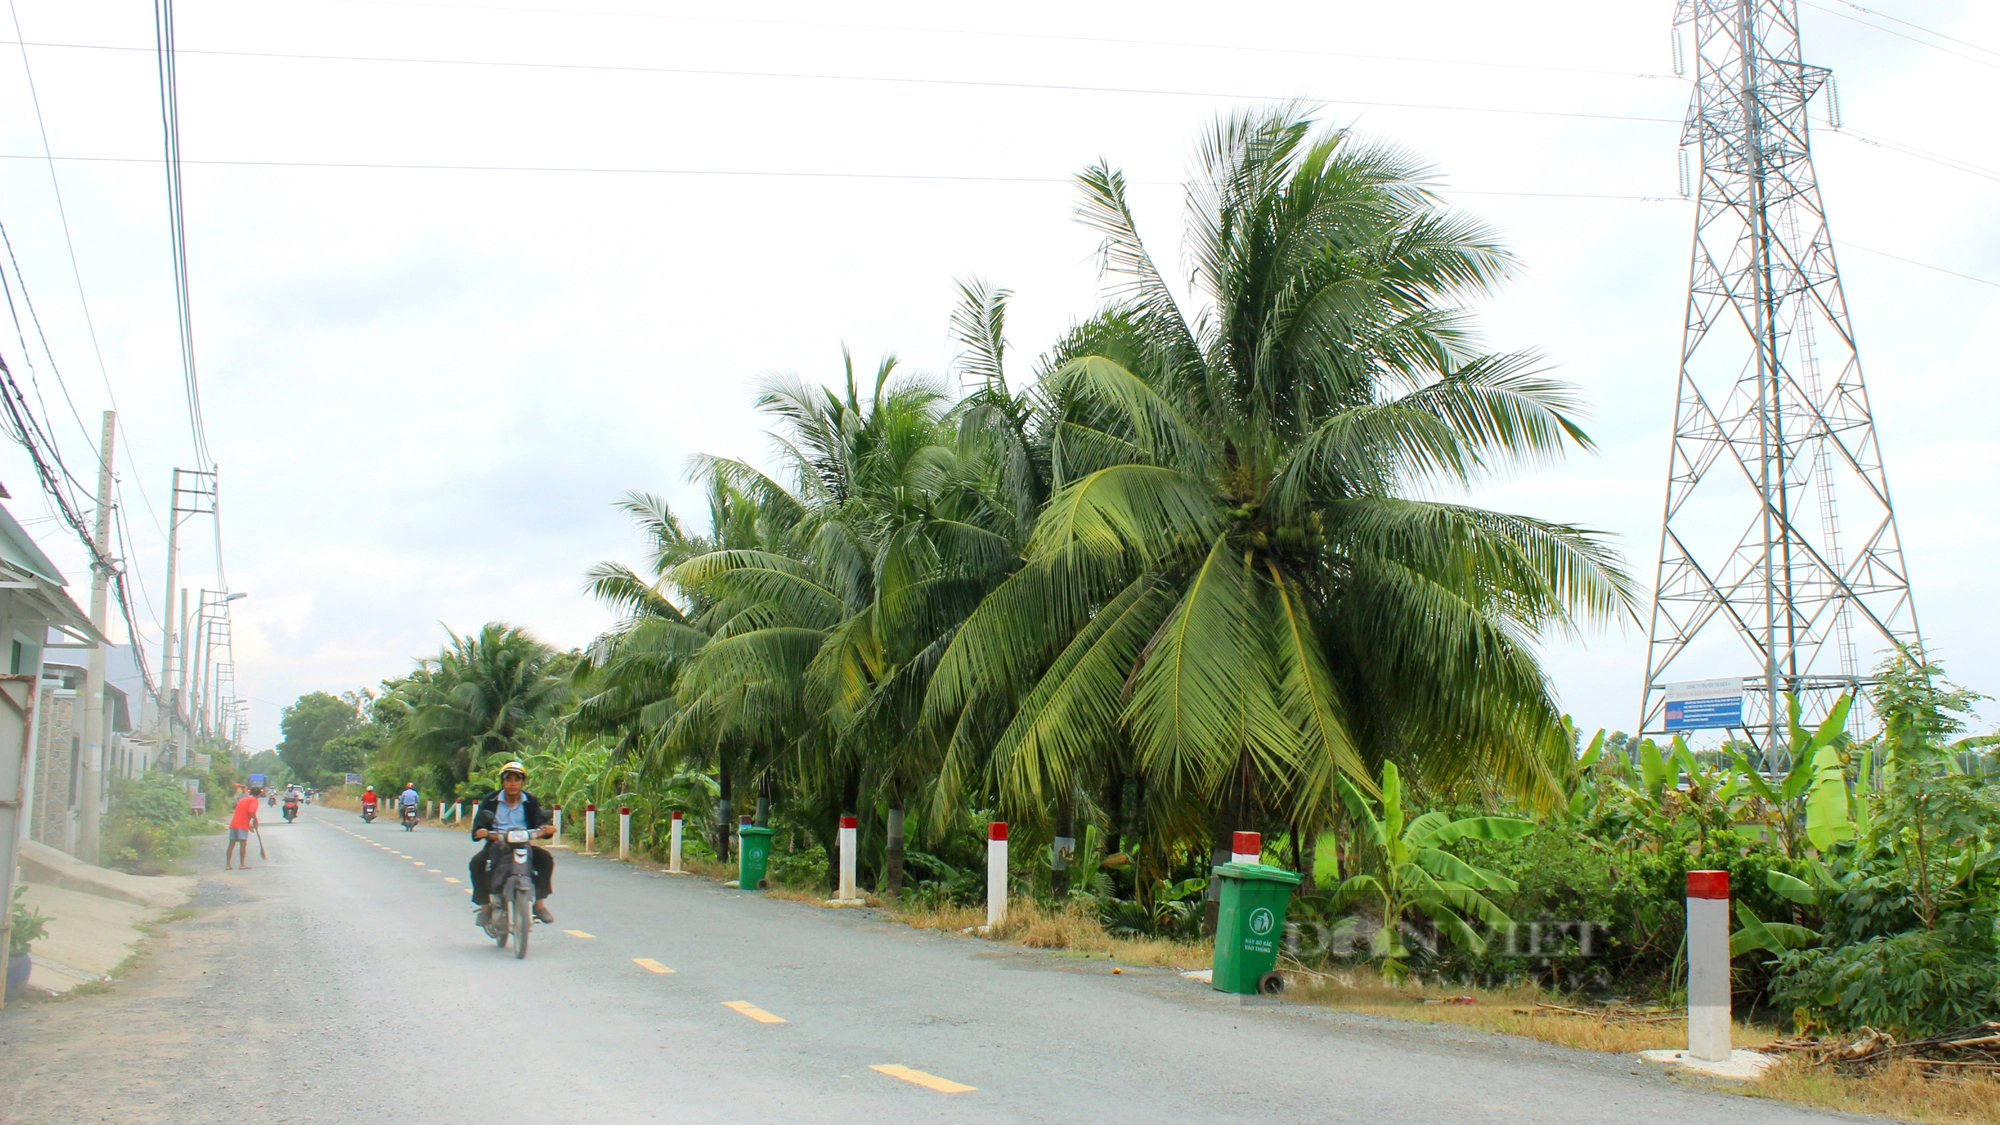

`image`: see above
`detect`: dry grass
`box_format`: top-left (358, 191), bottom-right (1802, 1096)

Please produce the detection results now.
top-left (1754, 1057), bottom-right (2000, 1124)
top-left (891, 897), bottom-right (1211, 970)
top-left (1291, 972), bottom-right (1775, 1055)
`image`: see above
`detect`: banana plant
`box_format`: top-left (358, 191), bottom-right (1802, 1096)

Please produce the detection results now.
top-left (1334, 762), bottom-right (1535, 978)
top-left (1732, 869), bottom-right (1821, 956)
top-left (1734, 693), bottom-right (1853, 855)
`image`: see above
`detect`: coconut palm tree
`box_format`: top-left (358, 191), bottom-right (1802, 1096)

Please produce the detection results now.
top-left (924, 105), bottom-right (1633, 873)
top-left (387, 622), bottom-right (568, 792)
top-left (665, 346), bottom-right (1024, 889)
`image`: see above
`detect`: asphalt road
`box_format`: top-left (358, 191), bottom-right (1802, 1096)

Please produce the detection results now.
top-left (0, 804), bottom-right (1874, 1124)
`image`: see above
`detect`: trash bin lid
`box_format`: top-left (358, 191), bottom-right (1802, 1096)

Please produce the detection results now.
top-left (736, 825), bottom-right (775, 837)
top-left (1210, 861), bottom-right (1302, 885)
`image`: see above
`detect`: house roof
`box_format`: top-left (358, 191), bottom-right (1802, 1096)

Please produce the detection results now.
top-left (0, 501), bottom-right (97, 642)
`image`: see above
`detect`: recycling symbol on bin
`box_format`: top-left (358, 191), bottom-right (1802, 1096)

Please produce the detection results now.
top-left (1248, 907), bottom-right (1276, 936)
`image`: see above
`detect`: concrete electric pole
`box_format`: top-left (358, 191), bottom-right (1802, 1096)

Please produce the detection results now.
top-left (77, 410), bottom-right (115, 863)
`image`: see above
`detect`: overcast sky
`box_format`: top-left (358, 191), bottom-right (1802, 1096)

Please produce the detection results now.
top-left (0, 0), bottom-right (1992, 749)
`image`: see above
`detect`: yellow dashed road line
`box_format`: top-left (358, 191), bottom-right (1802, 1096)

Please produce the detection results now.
top-left (721, 1000), bottom-right (783, 1023)
top-left (444, 878), bottom-right (460, 884)
top-left (633, 958), bottom-right (674, 974)
top-left (871, 1065), bottom-right (976, 1093)
top-left (565, 930), bottom-right (594, 939)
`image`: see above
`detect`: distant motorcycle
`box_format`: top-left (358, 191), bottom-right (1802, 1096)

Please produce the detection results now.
top-left (401, 804), bottom-right (418, 832)
top-left (282, 799), bottom-right (298, 824)
top-left (361, 805), bottom-right (376, 824)
top-left (265, 794), bottom-right (276, 807)
top-left (477, 829), bottom-right (539, 959)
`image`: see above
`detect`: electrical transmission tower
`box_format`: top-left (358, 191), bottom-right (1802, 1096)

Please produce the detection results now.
top-left (1641, 0), bottom-right (1920, 755)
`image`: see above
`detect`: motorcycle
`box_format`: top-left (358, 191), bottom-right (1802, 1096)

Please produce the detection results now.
top-left (360, 804), bottom-right (377, 824)
top-left (401, 804), bottom-right (418, 831)
top-left (265, 794), bottom-right (275, 807)
top-left (477, 829), bottom-right (539, 959)
top-left (282, 800), bottom-right (299, 824)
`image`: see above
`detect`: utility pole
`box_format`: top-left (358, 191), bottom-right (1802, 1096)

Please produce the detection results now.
top-left (1641, 0), bottom-right (1919, 753)
top-left (159, 470), bottom-right (180, 766)
top-left (76, 411), bottom-right (115, 863)
top-left (159, 469), bottom-right (215, 768)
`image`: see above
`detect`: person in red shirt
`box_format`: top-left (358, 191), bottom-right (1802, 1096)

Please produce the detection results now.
top-left (227, 787), bottom-right (261, 870)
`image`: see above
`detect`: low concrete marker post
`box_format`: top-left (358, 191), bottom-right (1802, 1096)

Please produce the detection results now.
top-left (837, 815), bottom-right (858, 901)
top-left (584, 805), bottom-right (597, 854)
top-left (618, 807), bottom-right (631, 862)
top-left (987, 821), bottom-right (1008, 929)
top-left (1687, 869), bottom-right (1731, 1061)
top-left (669, 810), bottom-right (684, 872)
top-left (552, 806), bottom-right (562, 842)
top-left (1230, 831), bottom-right (1261, 865)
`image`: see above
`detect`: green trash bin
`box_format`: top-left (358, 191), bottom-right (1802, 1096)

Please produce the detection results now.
top-left (737, 825), bottom-right (775, 890)
top-left (1210, 861), bottom-right (1303, 995)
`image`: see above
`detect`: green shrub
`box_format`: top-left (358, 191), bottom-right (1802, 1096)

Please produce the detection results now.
top-left (10, 885), bottom-right (48, 956)
top-left (1769, 916), bottom-right (2000, 1037)
top-left (104, 774), bottom-right (201, 873)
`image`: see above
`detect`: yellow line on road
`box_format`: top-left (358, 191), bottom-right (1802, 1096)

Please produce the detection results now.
top-left (413, 861), bottom-right (425, 866)
top-left (565, 930), bottom-right (595, 939)
top-left (721, 1000), bottom-right (783, 1023)
top-left (444, 878), bottom-right (460, 883)
top-left (633, 958), bottom-right (675, 974)
top-left (871, 1064), bottom-right (976, 1093)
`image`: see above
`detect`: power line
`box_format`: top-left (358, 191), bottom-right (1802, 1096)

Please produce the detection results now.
top-left (1825, 125), bottom-right (2000, 185)
top-left (324, 0), bottom-right (1690, 83)
top-left (1843, 241), bottom-right (2000, 289)
top-left (1, 40), bottom-right (1683, 125)
top-left (1800, 0), bottom-right (2000, 72)
top-left (1806, 0), bottom-right (2000, 60)
top-left (0, 152), bottom-right (1680, 199)
top-left (151, 1), bottom-right (211, 473)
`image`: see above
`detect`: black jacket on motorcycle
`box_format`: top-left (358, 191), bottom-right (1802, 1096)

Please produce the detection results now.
top-left (468, 790), bottom-right (550, 839)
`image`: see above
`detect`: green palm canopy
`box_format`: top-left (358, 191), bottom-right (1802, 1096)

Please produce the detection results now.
top-left (923, 104), bottom-right (1633, 847)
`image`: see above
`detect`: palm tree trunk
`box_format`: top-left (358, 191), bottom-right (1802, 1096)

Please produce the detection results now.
top-left (884, 777), bottom-right (906, 897)
top-left (716, 756), bottom-right (733, 862)
top-left (1052, 794), bottom-right (1075, 899)
top-left (755, 770), bottom-right (771, 827)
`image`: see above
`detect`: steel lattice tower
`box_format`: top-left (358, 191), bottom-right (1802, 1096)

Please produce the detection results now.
top-left (1641, 0), bottom-right (1920, 752)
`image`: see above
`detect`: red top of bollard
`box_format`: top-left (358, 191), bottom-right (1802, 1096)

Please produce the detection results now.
top-left (1687, 870), bottom-right (1730, 899)
top-left (840, 815), bottom-right (858, 829)
top-left (619, 807), bottom-right (630, 816)
top-left (740, 815), bottom-right (753, 825)
top-left (1232, 831), bottom-right (1261, 856)
top-left (989, 821), bottom-right (1008, 841)
top-left (585, 804), bottom-right (595, 812)
top-left (671, 810), bottom-right (683, 821)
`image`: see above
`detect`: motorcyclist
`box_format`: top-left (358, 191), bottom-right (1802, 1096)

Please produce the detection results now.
top-left (468, 762), bottom-right (556, 926)
top-left (399, 783), bottom-right (420, 819)
top-left (282, 790), bottom-right (300, 819)
top-left (360, 786), bottom-right (378, 819)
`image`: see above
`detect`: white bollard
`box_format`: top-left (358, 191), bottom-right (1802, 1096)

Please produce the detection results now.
top-left (837, 815), bottom-right (858, 901)
top-left (553, 806), bottom-right (563, 842)
top-left (618, 807), bottom-right (631, 862)
top-left (987, 821), bottom-right (1008, 928)
top-left (669, 811), bottom-right (684, 873)
top-left (1230, 830), bottom-right (1261, 865)
top-left (584, 805), bottom-right (597, 854)
top-left (1687, 870), bottom-right (1732, 1061)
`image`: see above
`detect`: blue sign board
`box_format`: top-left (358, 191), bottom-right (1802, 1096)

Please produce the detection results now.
top-left (1663, 678), bottom-right (1745, 731)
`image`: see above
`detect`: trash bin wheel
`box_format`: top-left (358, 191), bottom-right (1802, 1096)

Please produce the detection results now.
top-left (756, 877), bottom-right (770, 890)
top-left (1257, 970), bottom-right (1285, 995)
